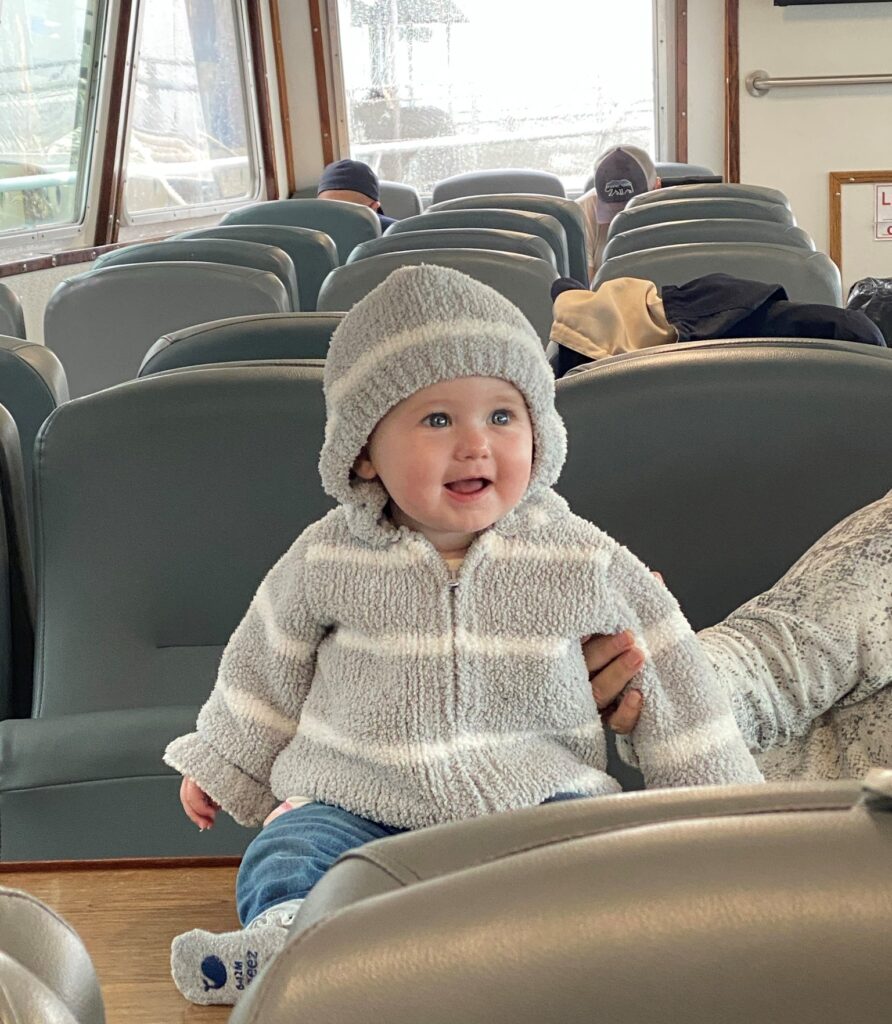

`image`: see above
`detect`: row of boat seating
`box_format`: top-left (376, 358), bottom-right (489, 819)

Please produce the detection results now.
top-left (0, 337), bottom-right (890, 860)
top-left (0, 176), bottom-right (847, 399)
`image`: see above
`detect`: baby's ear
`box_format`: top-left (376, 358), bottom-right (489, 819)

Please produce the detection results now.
top-left (352, 445), bottom-right (378, 481)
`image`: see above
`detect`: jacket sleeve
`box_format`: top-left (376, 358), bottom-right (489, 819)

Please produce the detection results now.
top-left (696, 490), bottom-right (892, 755)
top-left (164, 533), bottom-right (328, 826)
top-left (602, 542), bottom-right (764, 788)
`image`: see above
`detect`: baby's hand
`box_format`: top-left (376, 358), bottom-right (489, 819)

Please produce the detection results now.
top-left (180, 776), bottom-right (220, 831)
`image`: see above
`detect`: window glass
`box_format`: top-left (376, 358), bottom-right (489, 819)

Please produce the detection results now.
top-left (123, 0), bottom-right (258, 216)
top-left (335, 0), bottom-right (657, 194)
top-left (0, 0), bottom-right (104, 235)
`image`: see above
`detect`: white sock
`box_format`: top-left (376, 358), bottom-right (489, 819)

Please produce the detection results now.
top-left (170, 898), bottom-right (303, 1005)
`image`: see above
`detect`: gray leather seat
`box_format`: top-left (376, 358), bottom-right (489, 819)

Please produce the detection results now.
top-left (0, 281), bottom-right (25, 339)
top-left (627, 181), bottom-right (790, 209)
top-left (426, 193), bottom-right (588, 285)
top-left (379, 179), bottom-right (422, 219)
top-left (222, 198), bottom-right (381, 263)
top-left (174, 224), bottom-right (338, 311)
top-left (607, 196), bottom-right (795, 239)
top-left (43, 262), bottom-right (290, 398)
top-left (231, 776), bottom-right (892, 1024)
top-left (139, 312), bottom-right (344, 376)
top-left (0, 887), bottom-right (104, 1024)
top-left (0, 361), bottom-right (332, 859)
top-left (555, 338), bottom-right (892, 630)
top-left (92, 237), bottom-right (300, 310)
top-left (602, 219), bottom-right (814, 261)
top-left (431, 168), bottom-right (566, 203)
top-left (317, 249), bottom-right (558, 344)
top-left (593, 242), bottom-right (842, 305)
top-left (388, 209), bottom-right (569, 277)
top-left (347, 228), bottom-right (557, 269)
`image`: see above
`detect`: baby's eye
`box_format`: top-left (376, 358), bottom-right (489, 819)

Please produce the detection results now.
top-left (424, 412), bottom-right (450, 428)
top-left (490, 409), bottom-right (512, 426)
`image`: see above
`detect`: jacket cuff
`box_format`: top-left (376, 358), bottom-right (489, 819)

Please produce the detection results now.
top-left (163, 733), bottom-right (277, 827)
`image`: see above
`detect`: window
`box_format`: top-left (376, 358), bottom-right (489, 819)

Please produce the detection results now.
top-left (330, 0), bottom-right (662, 194)
top-left (0, 0), bottom-right (105, 236)
top-left (123, 0), bottom-right (260, 219)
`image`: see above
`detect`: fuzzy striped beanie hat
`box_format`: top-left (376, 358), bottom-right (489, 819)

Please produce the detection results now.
top-left (319, 264), bottom-right (567, 509)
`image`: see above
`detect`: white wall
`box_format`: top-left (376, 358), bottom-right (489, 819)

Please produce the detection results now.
top-left (277, 0), bottom-right (325, 190)
top-left (737, 0), bottom-right (892, 286)
top-left (685, 0), bottom-right (726, 175)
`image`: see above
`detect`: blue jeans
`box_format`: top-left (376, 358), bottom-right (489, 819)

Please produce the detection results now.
top-left (236, 792), bottom-right (585, 925)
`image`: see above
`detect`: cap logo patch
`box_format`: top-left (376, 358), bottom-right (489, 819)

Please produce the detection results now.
top-left (604, 178), bottom-right (635, 200)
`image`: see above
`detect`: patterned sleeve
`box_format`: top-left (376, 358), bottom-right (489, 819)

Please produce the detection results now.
top-left (164, 532), bottom-right (327, 825)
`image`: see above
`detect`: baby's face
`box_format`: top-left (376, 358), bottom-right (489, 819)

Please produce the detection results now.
top-left (354, 377), bottom-right (534, 555)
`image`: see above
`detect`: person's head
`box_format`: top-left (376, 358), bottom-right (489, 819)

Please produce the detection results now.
top-left (317, 159), bottom-right (384, 213)
top-left (319, 265), bottom-right (567, 554)
top-left (592, 146), bottom-right (660, 224)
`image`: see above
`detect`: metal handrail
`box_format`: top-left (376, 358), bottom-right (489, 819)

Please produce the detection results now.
top-left (746, 70), bottom-right (892, 96)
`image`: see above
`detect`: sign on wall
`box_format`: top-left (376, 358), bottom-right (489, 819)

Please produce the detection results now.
top-left (877, 184), bottom-right (892, 241)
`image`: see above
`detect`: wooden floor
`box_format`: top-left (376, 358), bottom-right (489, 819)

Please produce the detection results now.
top-left (2, 858), bottom-right (242, 1024)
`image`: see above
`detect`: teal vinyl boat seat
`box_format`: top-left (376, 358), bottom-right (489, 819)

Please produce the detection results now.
top-left (0, 362), bottom-right (332, 859)
top-left (174, 224), bottom-right (338, 311)
top-left (92, 237), bottom-right (300, 310)
top-left (139, 312), bottom-right (344, 376)
top-left (593, 242), bottom-right (842, 305)
top-left (0, 282), bottom-right (25, 340)
top-left (379, 179), bottom-right (422, 219)
top-left (317, 249), bottom-right (558, 344)
top-left (348, 228), bottom-right (557, 269)
top-left (222, 198), bottom-right (380, 264)
top-left (627, 181), bottom-right (791, 210)
top-left (43, 262), bottom-right (290, 398)
top-left (607, 197), bottom-right (795, 240)
top-left (426, 193), bottom-right (588, 285)
top-left (431, 168), bottom-right (566, 203)
top-left (388, 209), bottom-right (569, 277)
top-left (601, 219), bottom-right (814, 262)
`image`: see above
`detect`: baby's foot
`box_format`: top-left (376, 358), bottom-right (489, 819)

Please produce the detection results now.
top-left (170, 899), bottom-right (302, 1005)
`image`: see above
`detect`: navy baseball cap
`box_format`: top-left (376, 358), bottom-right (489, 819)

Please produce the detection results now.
top-left (317, 159), bottom-right (380, 203)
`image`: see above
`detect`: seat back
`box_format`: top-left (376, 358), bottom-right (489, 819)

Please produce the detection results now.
top-left (431, 168), bottom-right (566, 204)
top-left (31, 362), bottom-right (331, 717)
top-left (627, 181), bottom-right (790, 209)
top-left (0, 887), bottom-right (104, 1024)
top-left (555, 338), bottom-right (892, 629)
top-left (0, 282), bottom-right (25, 339)
top-left (594, 242), bottom-right (842, 305)
top-left (92, 238), bottom-right (299, 310)
top-left (317, 249), bottom-right (557, 344)
top-left (222, 198), bottom-right (380, 263)
top-left (582, 162), bottom-right (719, 193)
top-left (43, 263), bottom-right (290, 398)
top-left (232, 778), bottom-right (892, 1024)
top-left (607, 197), bottom-right (795, 239)
top-left (388, 209), bottom-right (569, 276)
top-left (139, 312), bottom-right (344, 376)
top-left (348, 228), bottom-right (557, 268)
top-left (427, 194), bottom-right (588, 284)
top-left (174, 224), bottom-right (338, 311)
top-left (379, 180), bottom-right (422, 219)
top-left (602, 219), bottom-right (814, 261)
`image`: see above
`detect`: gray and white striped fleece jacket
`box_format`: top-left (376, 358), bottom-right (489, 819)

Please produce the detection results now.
top-left (164, 484), bottom-right (763, 830)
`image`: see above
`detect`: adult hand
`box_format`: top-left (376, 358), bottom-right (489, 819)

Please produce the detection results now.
top-left (583, 631), bottom-right (645, 734)
top-left (180, 776), bottom-right (220, 831)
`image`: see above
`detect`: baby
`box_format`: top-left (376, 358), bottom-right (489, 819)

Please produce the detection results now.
top-left (164, 264), bottom-right (762, 1004)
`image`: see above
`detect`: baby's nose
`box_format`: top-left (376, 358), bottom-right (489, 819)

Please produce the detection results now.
top-left (456, 429), bottom-right (490, 458)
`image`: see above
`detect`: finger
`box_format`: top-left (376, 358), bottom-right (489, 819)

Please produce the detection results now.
top-left (591, 646), bottom-right (645, 709)
top-left (607, 688), bottom-right (644, 735)
top-left (652, 570), bottom-right (664, 586)
top-left (182, 801), bottom-right (214, 830)
top-left (583, 630), bottom-right (633, 675)
top-left (199, 790), bottom-right (220, 811)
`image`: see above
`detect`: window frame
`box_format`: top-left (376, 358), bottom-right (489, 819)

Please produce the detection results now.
top-left (322, 0), bottom-right (678, 197)
top-left (118, 0), bottom-right (266, 227)
top-left (0, 0), bottom-right (111, 252)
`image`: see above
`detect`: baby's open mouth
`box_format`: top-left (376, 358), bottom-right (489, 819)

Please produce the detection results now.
top-left (445, 478), bottom-right (491, 494)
